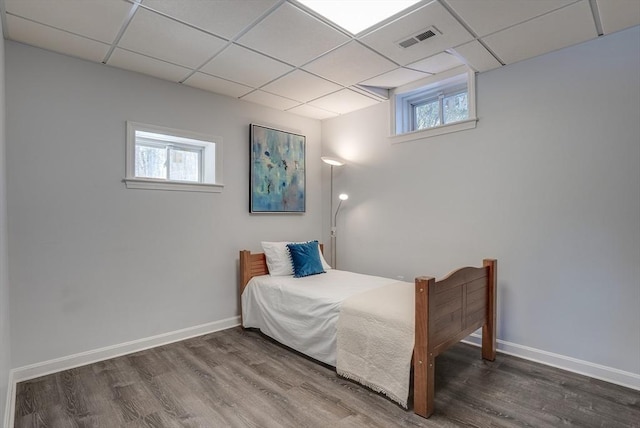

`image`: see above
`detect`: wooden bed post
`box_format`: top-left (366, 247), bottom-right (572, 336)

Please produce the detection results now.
top-left (239, 250), bottom-right (252, 327)
top-left (413, 276), bottom-right (435, 418)
top-left (239, 250), bottom-right (251, 296)
top-left (482, 259), bottom-right (497, 361)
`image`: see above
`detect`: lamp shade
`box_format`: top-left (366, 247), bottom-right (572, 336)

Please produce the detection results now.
top-left (339, 193), bottom-right (349, 200)
top-left (321, 156), bottom-right (345, 166)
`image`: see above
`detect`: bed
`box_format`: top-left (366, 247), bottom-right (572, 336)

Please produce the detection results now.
top-left (239, 245), bottom-right (497, 418)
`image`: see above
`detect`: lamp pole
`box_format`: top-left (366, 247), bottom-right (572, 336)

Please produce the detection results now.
top-left (321, 157), bottom-right (345, 268)
top-left (329, 164), bottom-right (337, 267)
top-left (332, 193), bottom-right (348, 269)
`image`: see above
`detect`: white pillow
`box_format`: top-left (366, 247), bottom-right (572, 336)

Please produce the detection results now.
top-left (261, 241), bottom-right (331, 276)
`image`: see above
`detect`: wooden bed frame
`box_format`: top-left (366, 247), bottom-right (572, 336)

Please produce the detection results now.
top-left (239, 248), bottom-right (497, 418)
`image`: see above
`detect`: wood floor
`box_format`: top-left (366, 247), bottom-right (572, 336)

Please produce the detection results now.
top-left (14, 327), bottom-right (640, 427)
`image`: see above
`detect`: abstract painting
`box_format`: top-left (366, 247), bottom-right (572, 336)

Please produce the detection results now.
top-left (250, 124), bottom-right (305, 213)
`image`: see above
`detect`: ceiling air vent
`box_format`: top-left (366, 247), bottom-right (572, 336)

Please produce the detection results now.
top-left (397, 26), bottom-right (440, 49)
top-left (399, 38), bottom-right (419, 48)
top-left (415, 29), bottom-right (436, 41)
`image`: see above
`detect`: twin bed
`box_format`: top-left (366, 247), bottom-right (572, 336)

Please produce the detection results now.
top-left (239, 245), bottom-right (497, 418)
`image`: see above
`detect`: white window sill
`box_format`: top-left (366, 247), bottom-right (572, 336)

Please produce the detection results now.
top-left (123, 178), bottom-right (224, 193)
top-left (389, 118), bottom-right (478, 144)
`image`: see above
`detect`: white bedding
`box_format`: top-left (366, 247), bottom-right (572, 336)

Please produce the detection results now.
top-left (241, 269), bottom-right (399, 366)
top-left (337, 281), bottom-right (415, 408)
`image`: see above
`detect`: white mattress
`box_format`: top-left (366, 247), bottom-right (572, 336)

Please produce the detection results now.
top-left (241, 269), bottom-right (399, 366)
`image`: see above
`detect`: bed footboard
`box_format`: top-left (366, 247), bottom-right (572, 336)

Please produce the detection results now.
top-left (413, 259), bottom-right (497, 418)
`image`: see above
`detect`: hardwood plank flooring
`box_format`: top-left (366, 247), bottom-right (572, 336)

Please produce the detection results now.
top-left (14, 327), bottom-right (640, 427)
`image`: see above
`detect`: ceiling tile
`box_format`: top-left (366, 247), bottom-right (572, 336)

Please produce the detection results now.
top-left (118, 8), bottom-right (227, 68)
top-left (407, 52), bottom-right (463, 74)
top-left (6, 15), bottom-right (110, 63)
top-left (4, 0), bottom-right (133, 43)
top-left (141, 0), bottom-right (280, 39)
top-left (241, 90), bottom-right (301, 111)
top-left (481, 1), bottom-right (598, 64)
top-left (287, 104), bottom-right (339, 120)
top-left (308, 89), bottom-right (380, 115)
top-left (183, 72), bottom-right (253, 98)
top-left (237, 2), bottom-right (350, 66)
top-left (262, 70), bottom-right (342, 103)
top-left (359, 1), bottom-right (473, 66)
top-left (302, 41), bottom-right (397, 86)
top-left (107, 48), bottom-right (191, 82)
top-left (444, 0), bottom-right (576, 37)
top-left (359, 67), bottom-right (430, 89)
top-left (200, 44), bottom-right (293, 88)
top-left (595, 0), bottom-right (640, 35)
top-left (451, 40), bottom-right (502, 72)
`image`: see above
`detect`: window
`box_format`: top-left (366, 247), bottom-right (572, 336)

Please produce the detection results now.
top-left (124, 122), bottom-right (223, 193)
top-left (412, 85), bottom-right (468, 130)
top-left (135, 132), bottom-right (203, 182)
top-left (391, 66), bottom-right (477, 143)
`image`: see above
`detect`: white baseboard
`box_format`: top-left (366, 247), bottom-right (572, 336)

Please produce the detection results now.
top-left (12, 316), bottom-right (240, 384)
top-left (462, 333), bottom-right (640, 391)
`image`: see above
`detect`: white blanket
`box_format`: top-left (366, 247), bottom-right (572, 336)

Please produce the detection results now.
top-left (242, 270), bottom-right (398, 365)
top-left (336, 281), bottom-right (415, 408)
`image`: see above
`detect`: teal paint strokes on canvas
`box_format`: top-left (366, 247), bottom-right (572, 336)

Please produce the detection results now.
top-left (251, 125), bottom-right (305, 212)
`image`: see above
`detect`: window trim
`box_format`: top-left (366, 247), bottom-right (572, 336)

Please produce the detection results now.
top-left (124, 121), bottom-right (224, 193)
top-left (390, 65), bottom-right (477, 144)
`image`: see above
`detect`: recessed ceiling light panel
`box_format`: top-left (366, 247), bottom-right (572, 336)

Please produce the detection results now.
top-left (297, 0), bottom-right (422, 34)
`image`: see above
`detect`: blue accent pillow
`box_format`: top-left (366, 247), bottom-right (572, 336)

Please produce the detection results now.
top-left (287, 241), bottom-right (326, 278)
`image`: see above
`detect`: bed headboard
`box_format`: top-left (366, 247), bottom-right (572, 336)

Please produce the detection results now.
top-left (239, 244), bottom-right (324, 296)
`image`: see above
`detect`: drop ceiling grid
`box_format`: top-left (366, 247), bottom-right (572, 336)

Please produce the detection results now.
top-left (302, 41), bottom-right (399, 87)
top-left (236, 2), bottom-right (351, 67)
top-left (4, 0), bottom-right (133, 43)
top-left (406, 52), bottom-right (463, 74)
top-left (117, 7), bottom-right (228, 69)
top-left (108, 47), bottom-right (192, 82)
top-left (5, 14), bottom-right (112, 63)
top-left (140, 0), bottom-right (282, 40)
top-left (359, 1), bottom-right (475, 66)
top-left (241, 90), bottom-right (302, 111)
top-left (199, 44), bottom-right (294, 88)
top-left (451, 40), bottom-right (502, 73)
top-left (442, 0), bottom-right (579, 38)
top-left (261, 69), bottom-right (343, 103)
top-left (2, 0), bottom-right (639, 120)
top-left (309, 88), bottom-right (380, 114)
top-left (481, 1), bottom-right (598, 65)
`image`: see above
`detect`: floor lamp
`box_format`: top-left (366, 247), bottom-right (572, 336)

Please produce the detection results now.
top-left (321, 156), bottom-right (345, 268)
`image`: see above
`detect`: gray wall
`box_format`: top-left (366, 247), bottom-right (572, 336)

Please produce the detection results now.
top-left (0, 19), bottom-right (11, 426)
top-left (6, 41), bottom-right (323, 367)
top-left (321, 26), bottom-right (640, 374)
